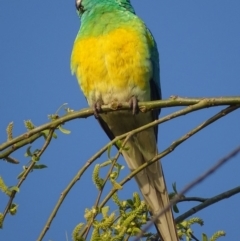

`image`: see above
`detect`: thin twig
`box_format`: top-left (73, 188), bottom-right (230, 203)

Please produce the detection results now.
top-left (2, 129), bottom-right (54, 223)
top-left (37, 101), bottom-right (209, 240)
top-left (134, 145), bottom-right (240, 240)
top-left (100, 105), bottom-right (239, 209)
top-left (177, 197), bottom-right (207, 203)
top-left (189, 232), bottom-right (200, 241)
top-left (0, 132), bottom-right (44, 159)
top-left (4, 156), bottom-right (20, 164)
top-left (175, 186), bottom-right (240, 223)
top-left (84, 137), bottom-right (130, 239)
top-left (64, 139), bottom-right (131, 239)
top-left (36, 104), bottom-right (239, 241)
top-left (80, 105), bottom-right (240, 239)
top-left (94, 142), bottom-right (127, 206)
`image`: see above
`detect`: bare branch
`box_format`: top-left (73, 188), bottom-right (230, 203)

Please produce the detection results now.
top-left (177, 197), bottom-right (207, 203)
top-left (175, 186), bottom-right (240, 223)
top-left (189, 232), bottom-right (200, 241)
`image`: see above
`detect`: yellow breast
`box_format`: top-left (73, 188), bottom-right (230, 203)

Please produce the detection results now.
top-left (71, 27), bottom-right (153, 105)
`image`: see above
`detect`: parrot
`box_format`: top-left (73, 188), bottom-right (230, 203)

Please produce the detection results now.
top-left (71, 0), bottom-right (178, 240)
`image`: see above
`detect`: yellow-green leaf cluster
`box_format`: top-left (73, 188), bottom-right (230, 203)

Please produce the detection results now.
top-left (210, 231), bottom-right (226, 241)
top-left (0, 213), bottom-right (3, 229)
top-left (84, 208), bottom-right (98, 222)
top-left (6, 122), bottom-right (14, 141)
top-left (177, 217), bottom-right (203, 240)
top-left (72, 222), bottom-right (85, 241)
top-left (0, 177), bottom-right (11, 196)
top-left (92, 164), bottom-right (104, 190)
top-left (73, 192), bottom-right (153, 241)
top-left (24, 120), bottom-right (35, 130)
top-left (8, 203), bottom-right (18, 215)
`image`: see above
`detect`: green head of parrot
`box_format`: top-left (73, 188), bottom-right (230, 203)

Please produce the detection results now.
top-left (75, 0), bottom-right (135, 17)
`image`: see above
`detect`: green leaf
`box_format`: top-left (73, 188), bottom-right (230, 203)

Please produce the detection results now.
top-left (101, 206), bottom-right (110, 219)
top-left (41, 130), bottom-right (58, 139)
top-left (107, 144), bottom-right (112, 159)
top-left (92, 164), bottom-right (104, 190)
top-left (178, 222), bottom-right (187, 229)
top-left (24, 146), bottom-right (32, 157)
top-left (8, 186), bottom-right (20, 193)
top-left (59, 125), bottom-right (71, 134)
top-left (48, 114), bottom-right (59, 121)
top-left (116, 140), bottom-right (122, 148)
top-left (112, 181), bottom-right (122, 190)
top-left (33, 149), bottom-right (41, 154)
top-left (6, 122), bottom-right (14, 141)
top-left (168, 192), bottom-right (175, 200)
top-left (202, 233), bottom-right (208, 241)
top-left (126, 199), bottom-right (134, 207)
top-left (0, 177), bottom-right (11, 196)
top-left (65, 107), bottom-right (74, 113)
top-left (56, 103), bottom-right (68, 114)
top-left (41, 130), bottom-right (48, 139)
top-left (110, 171), bottom-right (118, 180)
top-left (122, 145), bottom-right (130, 151)
top-left (9, 203), bottom-right (18, 215)
top-left (0, 213), bottom-right (3, 228)
top-left (72, 222), bottom-right (85, 241)
top-left (172, 182), bottom-right (178, 194)
top-left (17, 166), bottom-right (28, 179)
top-left (173, 204), bottom-right (179, 213)
top-left (100, 160), bottom-right (112, 167)
top-left (24, 120), bottom-right (35, 130)
top-left (115, 140), bottom-right (129, 151)
top-left (33, 164), bottom-right (47, 169)
top-left (115, 163), bottom-right (124, 179)
top-left (32, 155), bottom-right (40, 162)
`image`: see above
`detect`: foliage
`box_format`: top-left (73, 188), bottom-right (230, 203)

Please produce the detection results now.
top-left (0, 99), bottom-right (239, 240)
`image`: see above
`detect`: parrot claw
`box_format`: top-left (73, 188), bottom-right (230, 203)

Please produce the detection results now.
top-left (129, 96), bottom-right (139, 115)
top-left (93, 101), bottom-right (102, 118)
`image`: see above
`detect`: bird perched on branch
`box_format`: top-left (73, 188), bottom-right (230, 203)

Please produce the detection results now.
top-left (71, 0), bottom-right (178, 240)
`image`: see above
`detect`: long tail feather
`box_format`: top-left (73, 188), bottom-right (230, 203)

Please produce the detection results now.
top-left (122, 139), bottom-right (178, 241)
top-left (100, 111), bottom-right (178, 240)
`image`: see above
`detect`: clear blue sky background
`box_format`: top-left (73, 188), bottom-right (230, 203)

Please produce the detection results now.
top-left (1, 1), bottom-right (240, 240)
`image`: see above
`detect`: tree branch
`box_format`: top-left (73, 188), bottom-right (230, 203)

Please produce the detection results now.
top-left (83, 139), bottom-right (129, 239)
top-left (1, 96), bottom-right (240, 158)
top-left (2, 129), bottom-right (54, 224)
top-left (177, 197), bottom-right (207, 203)
top-left (100, 105), bottom-right (239, 209)
top-left (175, 186), bottom-right (240, 223)
top-left (36, 100), bottom-right (212, 240)
top-left (35, 103), bottom-right (239, 240)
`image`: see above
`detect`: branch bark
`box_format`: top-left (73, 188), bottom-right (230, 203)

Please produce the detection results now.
top-left (1, 96), bottom-right (240, 158)
top-left (175, 186), bottom-right (240, 223)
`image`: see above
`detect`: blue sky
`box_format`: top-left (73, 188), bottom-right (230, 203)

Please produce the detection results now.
top-left (1, 1), bottom-right (240, 240)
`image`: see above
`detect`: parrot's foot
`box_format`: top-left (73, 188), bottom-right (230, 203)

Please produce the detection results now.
top-left (93, 101), bottom-right (102, 118)
top-left (129, 96), bottom-right (139, 115)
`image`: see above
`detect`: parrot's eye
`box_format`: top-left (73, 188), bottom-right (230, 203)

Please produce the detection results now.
top-left (75, 0), bottom-right (84, 13)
